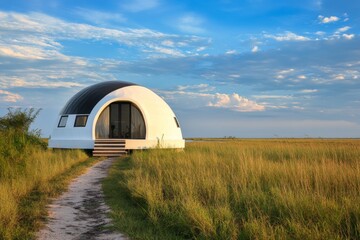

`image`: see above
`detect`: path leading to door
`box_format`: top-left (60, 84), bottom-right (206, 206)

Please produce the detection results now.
top-left (37, 158), bottom-right (126, 240)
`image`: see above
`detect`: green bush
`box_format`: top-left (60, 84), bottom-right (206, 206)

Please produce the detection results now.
top-left (0, 108), bottom-right (46, 163)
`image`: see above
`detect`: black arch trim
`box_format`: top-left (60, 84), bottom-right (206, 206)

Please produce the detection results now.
top-left (61, 81), bottom-right (136, 114)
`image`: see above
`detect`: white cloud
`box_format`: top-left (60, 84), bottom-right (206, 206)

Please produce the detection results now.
top-left (0, 90), bottom-right (23, 102)
top-left (300, 89), bottom-right (318, 93)
top-left (208, 93), bottom-right (265, 112)
top-left (0, 45), bottom-right (67, 60)
top-left (177, 14), bottom-right (205, 34)
top-left (0, 11), bottom-right (209, 60)
top-left (121, 0), bottom-right (159, 12)
top-left (158, 89), bottom-right (264, 112)
top-left (4, 78), bottom-right (84, 88)
top-left (318, 15), bottom-right (340, 24)
top-left (264, 32), bottom-right (310, 41)
top-left (144, 44), bottom-right (185, 57)
top-left (253, 95), bottom-right (293, 99)
top-left (177, 84), bottom-right (215, 92)
top-left (196, 46), bottom-right (207, 52)
top-left (226, 50), bottom-right (237, 54)
top-left (293, 106), bottom-right (305, 110)
top-left (336, 26), bottom-right (351, 33)
top-left (315, 31), bottom-right (326, 36)
top-left (252, 46), bottom-right (259, 52)
top-left (161, 40), bottom-right (174, 47)
top-left (229, 74), bottom-right (241, 78)
top-left (342, 34), bottom-right (354, 40)
top-left (278, 69), bottom-right (295, 75)
top-left (334, 74), bottom-right (345, 80)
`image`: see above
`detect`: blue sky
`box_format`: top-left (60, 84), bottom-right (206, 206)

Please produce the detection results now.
top-left (0, 0), bottom-right (359, 138)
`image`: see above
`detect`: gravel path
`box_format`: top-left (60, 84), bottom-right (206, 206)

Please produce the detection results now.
top-left (37, 158), bottom-right (126, 240)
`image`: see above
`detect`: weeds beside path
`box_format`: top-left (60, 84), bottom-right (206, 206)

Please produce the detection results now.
top-left (0, 109), bottom-right (101, 239)
top-left (0, 149), bottom-right (99, 239)
top-left (103, 157), bottom-right (183, 240)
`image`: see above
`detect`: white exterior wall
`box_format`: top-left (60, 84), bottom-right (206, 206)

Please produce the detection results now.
top-left (48, 114), bottom-right (94, 148)
top-left (48, 85), bottom-right (185, 149)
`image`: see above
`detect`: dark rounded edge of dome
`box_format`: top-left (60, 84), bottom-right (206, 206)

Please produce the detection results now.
top-left (61, 81), bottom-right (137, 115)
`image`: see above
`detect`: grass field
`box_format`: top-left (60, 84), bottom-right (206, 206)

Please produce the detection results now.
top-left (0, 128), bottom-right (97, 240)
top-left (104, 139), bottom-right (360, 240)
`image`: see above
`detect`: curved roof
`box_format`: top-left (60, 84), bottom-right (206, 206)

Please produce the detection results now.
top-left (61, 81), bottom-right (135, 114)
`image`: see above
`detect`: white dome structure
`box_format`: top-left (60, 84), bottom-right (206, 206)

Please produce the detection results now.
top-left (49, 81), bottom-right (185, 155)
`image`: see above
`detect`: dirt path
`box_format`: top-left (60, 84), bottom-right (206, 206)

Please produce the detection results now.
top-left (37, 158), bottom-right (126, 240)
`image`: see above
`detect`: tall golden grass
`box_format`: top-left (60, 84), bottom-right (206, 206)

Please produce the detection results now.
top-left (122, 139), bottom-right (360, 239)
top-left (0, 130), bottom-right (89, 239)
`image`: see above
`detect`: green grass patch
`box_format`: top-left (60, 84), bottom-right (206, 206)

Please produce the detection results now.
top-left (15, 156), bottom-right (100, 240)
top-left (0, 147), bottom-right (101, 240)
top-left (104, 139), bottom-right (360, 240)
top-left (0, 108), bottom-right (103, 239)
top-left (103, 157), bottom-right (184, 240)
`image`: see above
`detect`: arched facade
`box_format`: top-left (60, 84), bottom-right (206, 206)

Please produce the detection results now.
top-left (48, 81), bottom-right (185, 150)
top-left (95, 101), bottom-right (146, 139)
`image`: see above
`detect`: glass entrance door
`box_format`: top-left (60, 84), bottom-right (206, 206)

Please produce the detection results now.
top-left (96, 101), bottom-right (146, 139)
top-left (119, 103), bottom-right (131, 138)
top-left (110, 102), bottom-right (131, 138)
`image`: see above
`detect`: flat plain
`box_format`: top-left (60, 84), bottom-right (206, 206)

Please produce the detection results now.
top-left (104, 139), bottom-right (360, 240)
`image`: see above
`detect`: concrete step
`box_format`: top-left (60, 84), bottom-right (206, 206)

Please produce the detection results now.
top-left (94, 144), bottom-right (125, 147)
top-left (93, 153), bottom-right (127, 157)
top-left (93, 139), bottom-right (127, 157)
top-left (95, 139), bottom-right (126, 143)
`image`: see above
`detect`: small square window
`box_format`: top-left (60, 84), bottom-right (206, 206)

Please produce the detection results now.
top-left (58, 116), bottom-right (68, 127)
top-left (174, 117), bottom-right (180, 128)
top-left (74, 115), bottom-right (88, 127)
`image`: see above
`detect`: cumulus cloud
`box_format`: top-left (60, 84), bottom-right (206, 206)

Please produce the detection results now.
top-left (0, 90), bottom-right (23, 102)
top-left (158, 89), bottom-right (264, 112)
top-left (336, 26), bottom-right (351, 33)
top-left (208, 93), bottom-right (265, 112)
top-left (264, 32), bottom-right (310, 41)
top-left (117, 37), bottom-right (360, 119)
top-left (334, 74), bottom-right (345, 80)
top-left (318, 15), bottom-right (340, 24)
top-left (342, 34), bottom-right (354, 40)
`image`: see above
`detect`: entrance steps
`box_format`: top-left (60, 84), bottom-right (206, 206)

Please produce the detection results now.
top-left (93, 139), bottom-right (127, 157)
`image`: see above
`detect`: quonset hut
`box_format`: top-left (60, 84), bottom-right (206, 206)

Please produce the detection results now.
top-left (48, 81), bottom-right (185, 156)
